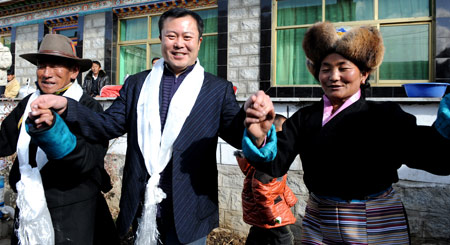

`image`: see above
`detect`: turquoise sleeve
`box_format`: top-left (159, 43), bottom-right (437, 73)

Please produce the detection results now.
top-left (242, 125), bottom-right (277, 163)
top-left (435, 93), bottom-right (450, 140)
top-left (26, 111), bottom-right (76, 159)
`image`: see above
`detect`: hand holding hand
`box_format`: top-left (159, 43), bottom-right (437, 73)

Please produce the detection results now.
top-left (29, 95), bottom-right (68, 128)
top-left (244, 90), bottom-right (275, 146)
top-left (28, 108), bottom-right (54, 128)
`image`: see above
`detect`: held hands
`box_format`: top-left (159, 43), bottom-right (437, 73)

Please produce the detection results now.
top-left (28, 95), bottom-right (68, 128)
top-left (28, 108), bottom-right (54, 128)
top-left (244, 91), bottom-right (275, 146)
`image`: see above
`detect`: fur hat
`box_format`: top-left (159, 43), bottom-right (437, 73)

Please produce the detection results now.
top-left (302, 22), bottom-right (384, 80)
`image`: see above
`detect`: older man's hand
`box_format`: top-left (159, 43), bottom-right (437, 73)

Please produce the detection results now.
top-left (29, 94), bottom-right (68, 127)
top-left (28, 108), bottom-right (54, 128)
top-left (244, 90), bottom-right (275, 146)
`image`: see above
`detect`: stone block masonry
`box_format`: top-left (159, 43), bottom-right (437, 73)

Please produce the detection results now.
top-left (228, 0), bottom-right (260, 98)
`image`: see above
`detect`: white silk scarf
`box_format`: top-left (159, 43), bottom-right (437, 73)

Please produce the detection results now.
top-left (15, 82), bottom-right (83, 245)
top-left (135, 58), bottom-right (204, 244)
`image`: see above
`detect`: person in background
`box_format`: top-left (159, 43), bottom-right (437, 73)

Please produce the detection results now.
top-left (28, 8), bottom-right (272, 245)
top-left (0, 34), bottom-right (118, 244)
top-left (0, 42), bottom-right (12, 96)
top-left (82, 60), bottom-right (110, 97)
top-left (236, 114), bottom-right (297, 245)
top-left (243, 22), bottom-right (450, 244)
top-left (3, 69), bottom-right (20, 98)
top-left (152, 57), bottom-right (160, 67)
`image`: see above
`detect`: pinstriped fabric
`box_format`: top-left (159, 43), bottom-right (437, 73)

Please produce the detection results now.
top-left (168, 73), bottom-right (243, 243)
top-left (302, 189), bottom-right (410, 244)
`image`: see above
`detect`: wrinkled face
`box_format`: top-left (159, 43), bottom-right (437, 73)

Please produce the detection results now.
top-left (319, 53), bottom-right (368, 106)
top-left (37, 58), bottom-right (79, 94)
top-left (91, 63), bottom-right (100, 75)
top-left (160, 15), bottom-right (202, 76)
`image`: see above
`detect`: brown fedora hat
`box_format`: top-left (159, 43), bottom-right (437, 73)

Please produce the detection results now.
top-left (20, 34), bottom-right (92, 72)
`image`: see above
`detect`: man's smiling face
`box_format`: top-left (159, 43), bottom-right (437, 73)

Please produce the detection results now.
top-left (160, 15), bottom-right (202, 76)
top-left (37, 58), bottom-right (79, 94)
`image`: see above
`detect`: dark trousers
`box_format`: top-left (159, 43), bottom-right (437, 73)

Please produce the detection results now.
top-left (245, 225), bottom-right (294, 245)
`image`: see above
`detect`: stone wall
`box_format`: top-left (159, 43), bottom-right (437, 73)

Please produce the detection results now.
top-left (14, 24), bottom-right (39, 90)
top-left (82, 12), bottom-right (106, 82)
top-left (227, 0), bottom-right (261, 98)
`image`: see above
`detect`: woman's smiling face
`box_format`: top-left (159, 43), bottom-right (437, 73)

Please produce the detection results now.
top-left (319, 53), bottom-right (368, 107)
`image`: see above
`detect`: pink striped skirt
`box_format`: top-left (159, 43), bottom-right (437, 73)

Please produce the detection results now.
top-left (302, 188), bottom-right (410, 244)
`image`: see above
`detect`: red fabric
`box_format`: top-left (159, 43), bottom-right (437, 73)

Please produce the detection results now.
top-left (237, 156), bottom-right (297, 228)
top-left (100, 85), bottom-right (122, 97)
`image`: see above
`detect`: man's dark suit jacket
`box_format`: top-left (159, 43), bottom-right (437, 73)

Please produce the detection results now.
top-left (64, 69), bottom-right (245, 243)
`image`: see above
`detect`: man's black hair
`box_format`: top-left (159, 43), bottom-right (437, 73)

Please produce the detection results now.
top-left (92, 60), bottom-right (101, 67)
top-left (158, 8), bottom-right (204, 39)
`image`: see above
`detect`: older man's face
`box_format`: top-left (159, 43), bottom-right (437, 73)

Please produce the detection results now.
top-left (37, 58), bottom-right (79, 94)
top-left (160, 15), bottom-right (202, 76)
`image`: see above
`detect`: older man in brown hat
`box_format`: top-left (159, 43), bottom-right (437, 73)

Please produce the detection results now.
top-left (0, 34), bottom-right (118, 244)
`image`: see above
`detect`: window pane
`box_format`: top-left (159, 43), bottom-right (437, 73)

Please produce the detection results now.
top-left (197, 9), bottom-right (218, 33)
top-left (1, 36), bottom-right (11, 49)
top-left (151, 16), bottom-right (160, 39)
top-left (198, 35), bottom-right (217, 75)
top-left (276, 29), bottom-right (316, 85)
top-left (55, 28), bottom-right (77, 39)
top-left (326, 0), bottom-right (374, 21)
top-left (150, 44), bottom-right (162, 68)
top-left (277, 0), bottom-right (322, 26)
top-left (379, 25), bottom-right (429, 80)
top-left (379, 0), bottom-right (430, 19)
top-left (120, 18), bottom-right (148, 41)
top-left (119, 45), bottom-right (147, 84)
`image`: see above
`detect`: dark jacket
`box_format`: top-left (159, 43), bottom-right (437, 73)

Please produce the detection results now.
top-left (252, 97), bottom-right (450, 200)
top-left (1, 93), bottom-right (117, 244)
top-left (63, 69), bottom-right (246, 243)
top-left (83, 70), bottom-right (110, 97)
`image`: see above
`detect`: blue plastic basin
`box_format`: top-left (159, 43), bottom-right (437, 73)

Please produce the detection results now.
top-left (402, 83), bottom-right (448, 97)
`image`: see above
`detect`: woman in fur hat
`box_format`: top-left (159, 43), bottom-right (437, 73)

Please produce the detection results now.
top-left (242, 22), bottom-right (450, 244)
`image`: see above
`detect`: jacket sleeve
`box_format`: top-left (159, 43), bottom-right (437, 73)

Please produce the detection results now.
top-left (41, 97), bottom-right (108, 176)
top-left (0, 98), bottom-right (28, 157)
top-left (4, 81), bottom-right (20, 98)
top-left (102, 74), bottom-right (111, 88)
top-left (245, 111), bottom-right (303, 178)
top-left (64, 75), bottom-right (136, 141)
top-left (385, 102), bottom-right (450, 175)
top-left (283, 184), bottom-right (298, 208)
top-left (82, 74), bottom-right (89, 94)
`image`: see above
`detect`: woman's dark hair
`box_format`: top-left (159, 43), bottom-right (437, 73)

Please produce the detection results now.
top-left (158, 8), bottom-right (204, 39)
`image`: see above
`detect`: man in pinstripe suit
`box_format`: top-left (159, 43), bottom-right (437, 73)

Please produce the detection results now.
top-left (30, 7), bottom-right (272, 245)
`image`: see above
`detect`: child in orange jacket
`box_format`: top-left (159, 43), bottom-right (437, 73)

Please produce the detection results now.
top-left (236, 114), bottom-right (297, 245)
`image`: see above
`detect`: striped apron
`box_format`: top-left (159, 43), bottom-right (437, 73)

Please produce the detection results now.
top-left (302, 188), bottom-right (410, 244)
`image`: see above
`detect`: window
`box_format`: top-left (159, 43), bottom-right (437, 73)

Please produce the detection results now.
top-left (46, 16), bottom-right (79, 46)
top-left (273, 0), bottom-right (432, 86)
top-left (117, 8), bottom-right (218, 85)
top-left (0, 27), bottom-right (11, 49)
top-left (0, 35), bottom-right (11, 49)
top-left (52, 26), bottom-right (78, 45)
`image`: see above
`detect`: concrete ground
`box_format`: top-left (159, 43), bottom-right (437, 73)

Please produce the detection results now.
top-left (0, 239), bottom-right (8, 245)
